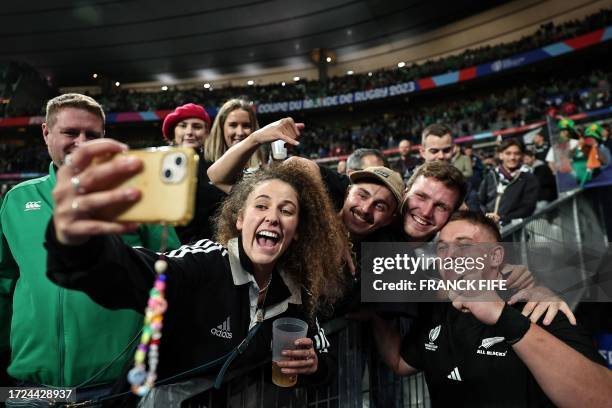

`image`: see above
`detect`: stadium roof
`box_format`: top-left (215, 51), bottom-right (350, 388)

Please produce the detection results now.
top-left (0, 0), bottom-right (507, 86)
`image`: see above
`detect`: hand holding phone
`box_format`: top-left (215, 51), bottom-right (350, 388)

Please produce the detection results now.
top-left (95, 146), bottom-right (199, 225)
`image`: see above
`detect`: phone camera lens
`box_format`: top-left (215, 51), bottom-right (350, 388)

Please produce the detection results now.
top-left (164, 169), bottom-right (173, 179)
top-left (175, 156), bottom-right (183, 166)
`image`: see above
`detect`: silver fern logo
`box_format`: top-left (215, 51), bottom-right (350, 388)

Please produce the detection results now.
top-left (476, 336), bottom-right (508, 357)
top-left (425, 325), bottom-right (441, 351)
top-left (479, 337), bottom-right (504, 349)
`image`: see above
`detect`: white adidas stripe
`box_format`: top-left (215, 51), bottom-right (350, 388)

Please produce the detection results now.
top-left (447, 367), bottom-right (462, 381)
top-left (168, 244), bottom-right (227, 259)
top-left (314, 318), bottom-right (329, 353)
top-left (164, 239), bottom-right (226, 258)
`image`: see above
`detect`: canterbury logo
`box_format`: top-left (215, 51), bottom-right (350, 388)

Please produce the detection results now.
top-left (479, 337), bottom-right (505, 349)
top-left (447, 367), bottom-right (462, 381)
top-left (211, 316), bottom-right (232, 339)
top-left (24, 201), bottom-right (42, 211)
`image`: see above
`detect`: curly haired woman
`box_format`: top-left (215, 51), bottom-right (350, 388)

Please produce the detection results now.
top-left (45, 139), bottom-right (348, 398)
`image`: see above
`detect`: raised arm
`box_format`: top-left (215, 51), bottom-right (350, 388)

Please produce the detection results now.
top-left (207, 118), bottom-right (303, 193)
top-left (46, 139), bottom-right (214, 312)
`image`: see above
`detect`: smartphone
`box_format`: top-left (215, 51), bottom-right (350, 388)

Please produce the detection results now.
top-left (96, 146), bottom-right (199, 225)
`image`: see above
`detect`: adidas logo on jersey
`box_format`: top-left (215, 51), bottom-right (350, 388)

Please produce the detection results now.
top-left (24, 201), bottom-right (42, 211)
top-left (211, 316), bottom-right (233, 339)
top-left (447, 367), bottom-right (462, 381)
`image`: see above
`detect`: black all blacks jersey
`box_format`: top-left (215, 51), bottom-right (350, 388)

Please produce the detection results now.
top-left (400, 303), bottom-right (605, 407)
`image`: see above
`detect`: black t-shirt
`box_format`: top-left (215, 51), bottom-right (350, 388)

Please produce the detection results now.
top-left (400, 303), bottom-right (605, 407)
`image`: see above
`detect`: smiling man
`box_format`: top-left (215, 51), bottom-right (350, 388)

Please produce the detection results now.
top-left (401, 161), bottom-right (467, 242)
top-left (372, 211), bottom-right (611, 407)
top-left (478, 138), bottom-right (538, 225)
top-left (341, 167), bottom-right (403, 242)
top-left (420, 124), bottom-right (454, 163)
top-left (0, 94), bottom-right (180, 399)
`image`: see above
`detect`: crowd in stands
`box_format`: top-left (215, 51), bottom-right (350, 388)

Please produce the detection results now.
top-left (0, 66), bottom-right (610, 178)
top-left (294, 67), bottom-right (612, 158)
top-left (1, 8), bottom-right (610, 118)
top-left (96, 7), bottom-right (612, 112)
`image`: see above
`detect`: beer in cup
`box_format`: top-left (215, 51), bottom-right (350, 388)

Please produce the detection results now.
top-left (271, 317), bottom-right (308, 387)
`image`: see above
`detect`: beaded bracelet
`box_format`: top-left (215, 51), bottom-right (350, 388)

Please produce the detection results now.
top-left (127, 226), bottom-right (169, 396)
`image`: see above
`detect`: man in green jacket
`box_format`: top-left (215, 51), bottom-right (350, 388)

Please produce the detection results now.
top-left (0, 94), bottom-right (180, 396)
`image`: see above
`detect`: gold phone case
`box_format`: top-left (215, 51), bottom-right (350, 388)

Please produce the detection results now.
top-left (107, 147), bottom-right (199, 225)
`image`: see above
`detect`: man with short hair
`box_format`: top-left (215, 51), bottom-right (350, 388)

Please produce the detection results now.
top-left (392, 139), bottom-right (422, 182)
top-left (372, 211), bottom-right (611, 407)
top-left (420, 124), bottom-right (454, 163)
top-left (346, 148), bottom-right (388, 174)
top-left (401, 161), bottom-right (467, 242)
top-left (0, 94), bottom-right (180, 395)
top-left (532, 132), bottom-right (550, 162)
top-left (479, 138), bottom-right (538, 225)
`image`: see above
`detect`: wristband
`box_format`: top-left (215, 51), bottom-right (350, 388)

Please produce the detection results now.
top-left (494, 304), bottom-right (531, 345)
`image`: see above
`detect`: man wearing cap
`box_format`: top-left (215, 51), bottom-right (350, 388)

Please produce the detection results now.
top-left (340, 166), bottom-right (403, 244)
top-left (584, 122), bottom-right (610, 170)
top-left (545, 118), bottom-right (580, 173)
top-left (0, 94), bottom-right (180, 398)
top-left (162, 103), bottom-right (226, 243)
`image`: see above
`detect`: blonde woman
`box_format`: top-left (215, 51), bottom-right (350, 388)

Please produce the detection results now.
top-left (204, 99), bottom-right (265, 168)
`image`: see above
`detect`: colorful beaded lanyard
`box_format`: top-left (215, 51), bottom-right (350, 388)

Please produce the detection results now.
top-left (127, 226), bottom-right (169, 396)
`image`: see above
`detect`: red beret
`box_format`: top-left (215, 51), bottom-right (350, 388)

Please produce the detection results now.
top-left (162, 103), bottom-right (211, 140)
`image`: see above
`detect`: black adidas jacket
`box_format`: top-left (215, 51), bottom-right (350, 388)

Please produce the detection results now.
top-left (45, 225), bottom-right (332, 387)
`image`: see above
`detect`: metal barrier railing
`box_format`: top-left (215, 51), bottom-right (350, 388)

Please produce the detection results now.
top-left (140, 189), bottom-right (606, 408)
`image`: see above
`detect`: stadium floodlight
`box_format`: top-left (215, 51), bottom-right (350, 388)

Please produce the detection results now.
top-left (203, 83), bottom-right (211, 89)
top-left (247, 80), bottom-right (254, 86)
top-left (397, 61), bottom-right (406, 68)
top-left (293, 76), bottom-right (300, 81)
